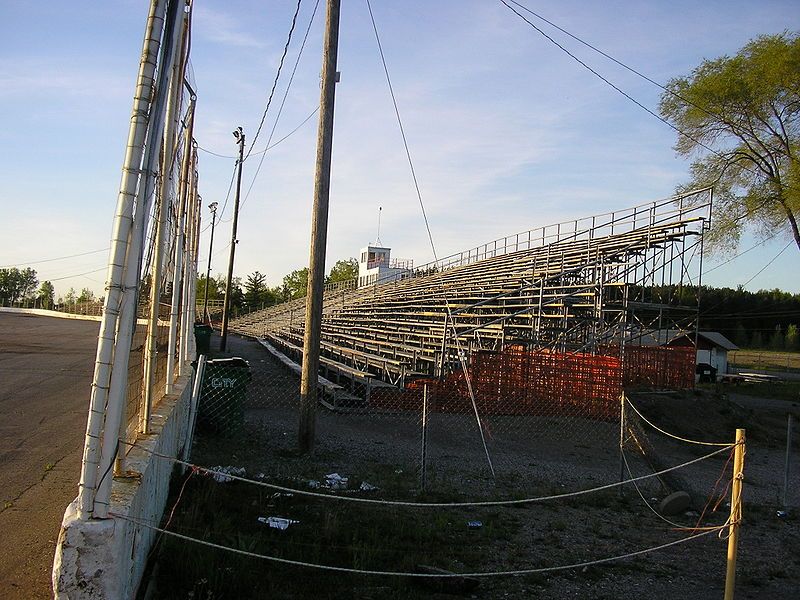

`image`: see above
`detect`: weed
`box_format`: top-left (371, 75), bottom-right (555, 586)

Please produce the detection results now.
top-left (41, 462), bottom-right (55, 481)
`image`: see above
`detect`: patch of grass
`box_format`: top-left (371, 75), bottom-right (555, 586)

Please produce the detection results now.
top-left (733, 381), bottom-right (800, 403)
top-left (150, 466), bottom-right (528, 599)
top-left (729, 349), bottom-right (800, 373)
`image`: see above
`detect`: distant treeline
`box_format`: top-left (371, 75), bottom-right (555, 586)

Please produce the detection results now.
top-left (650, 285), bottom-right (800, 351)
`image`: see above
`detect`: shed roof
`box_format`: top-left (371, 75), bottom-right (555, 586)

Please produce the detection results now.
top-left (628, 329), bottom-right (738, 351)
top-left (696, 331), bottom-right (738, 351)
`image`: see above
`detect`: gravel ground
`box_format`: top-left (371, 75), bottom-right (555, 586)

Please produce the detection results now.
top-left (171, 333), bottom-right (800, 599)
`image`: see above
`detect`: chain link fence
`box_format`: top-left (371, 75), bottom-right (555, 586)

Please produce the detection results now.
top-left (188, 332), bottom-right (704, 498)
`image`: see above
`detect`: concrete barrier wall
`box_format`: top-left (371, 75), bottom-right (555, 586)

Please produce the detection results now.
top-left (0, 307), bottom-right (159, 326)
top-left (52, 372), bottom-right (194, 599)
top-left (0, 307), bottom-right (103, 322)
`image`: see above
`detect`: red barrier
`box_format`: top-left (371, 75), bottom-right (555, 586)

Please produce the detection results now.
top-left (372, 343), bottom-right (695, 420)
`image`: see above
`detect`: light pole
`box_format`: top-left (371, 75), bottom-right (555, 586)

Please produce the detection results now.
top-left (219, 127), bottom-right (245, 352)
top-left (202, 201), bottom-right (218, 323)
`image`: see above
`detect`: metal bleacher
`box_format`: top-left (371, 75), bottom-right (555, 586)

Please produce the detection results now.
top-left (231, 190), bottom-right (711, 393)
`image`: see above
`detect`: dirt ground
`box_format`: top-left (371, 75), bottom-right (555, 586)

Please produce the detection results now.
top-left (147, 333), bottom-right (800, 599)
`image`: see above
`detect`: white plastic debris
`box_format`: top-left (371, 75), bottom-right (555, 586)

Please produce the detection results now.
top-left (359, 481), bottom-right (379, 492)
top-left (208, 466), bottom-right (246, 483)
top-left (324, 473), bottom-right (349, 489)
top-left (258, 516), bottom-right (299, 530)
top-left (271, 492), bottom-right (294, 499)
top-left (307, 480), bottom-right (321, 489)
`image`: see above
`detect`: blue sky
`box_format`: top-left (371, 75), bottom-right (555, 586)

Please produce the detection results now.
top-left (1, 0), bottom-right (798, 299)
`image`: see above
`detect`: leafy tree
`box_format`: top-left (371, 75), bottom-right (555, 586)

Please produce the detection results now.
top-left (244, 271), bottom-right (268, 309)
top-left (38, 281), bottom-right (55, 309)
top-left (326, 258), bottom-right (358, 285)
top-left (0, 267), bottom-right (38, 304)
top-left (659, 33), bottom-right (800, 254)
top-left (242, 271), bottom-right (284, 310)
top-left (78, 288), bottom-right (96, 303)
top-left (769, 326), bottom-right (785, 350)
top-left (196, 274), bottom-right (225, 302)
top-left (227, 276), bottom-right (245, 314)
top-left (733, 322), bottom-right (749, 348)
top-left (786, 323), bottom-right (799, 351)
top-left (282, 268), bottom-right (309, 300)
top-left (751, 331), bottom-right (764, 349)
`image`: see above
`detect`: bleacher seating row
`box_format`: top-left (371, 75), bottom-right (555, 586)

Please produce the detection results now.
top-left (231, 198), bottom-right (708, 393)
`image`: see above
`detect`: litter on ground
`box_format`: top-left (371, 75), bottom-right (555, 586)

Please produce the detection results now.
top-left (258, 516), bottom-right (300, 530)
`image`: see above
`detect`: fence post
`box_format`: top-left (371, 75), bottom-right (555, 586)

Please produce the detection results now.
top-left (618, 392), bottom-right (626, 495)
top-left (724, 428), bottom-right (746, 600)
top-left (182, 354), bottom-right (206, 463)
top-left (784, 414), bottom-right (794, 510)
top-left (420, 384), bottom-right (429, 491)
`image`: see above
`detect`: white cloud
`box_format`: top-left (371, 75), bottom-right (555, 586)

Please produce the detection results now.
top-left (193, 6), bottom-right (268, 49)
top-left (0, 59), bottom-right (130, 100)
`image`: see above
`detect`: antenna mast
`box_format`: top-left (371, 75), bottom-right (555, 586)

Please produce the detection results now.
top-left (375, 206), bottom-right (382, 246)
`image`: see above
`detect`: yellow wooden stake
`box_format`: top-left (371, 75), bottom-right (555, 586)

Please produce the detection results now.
top-left (724, 428), bottom-right (746, 600)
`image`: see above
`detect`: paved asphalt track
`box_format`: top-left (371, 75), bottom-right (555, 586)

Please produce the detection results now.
top-left (0, 312), bottom-right (99, 599)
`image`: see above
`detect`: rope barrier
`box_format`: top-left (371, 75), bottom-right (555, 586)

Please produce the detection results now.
top-left (620, 444), bottom-right (733, 531)
top-left (120, 440), bottom-right (733, 508)
top-left (625, 396), bottom-right (733, 447)
top-left (620, 445), bottom-right (688, 529)
top-left (112, 511), bottom-right (725, 578)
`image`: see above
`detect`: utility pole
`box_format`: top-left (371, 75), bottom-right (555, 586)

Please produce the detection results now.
top-left (203, 201), bottom-right (218, 323)
top-left (299, 0), bottom-right (340, 452)
top-left (219, 127), bottom-right (245, 352)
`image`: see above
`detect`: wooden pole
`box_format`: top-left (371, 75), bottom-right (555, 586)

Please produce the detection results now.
top-left (299, 0), bottom-right (340, 452)
top-left (219, 127), bottom-right (245, 352)
top-left (724, 428), bottom-right (746, 600)
top-left (203, 202), bottom-right (218, 323)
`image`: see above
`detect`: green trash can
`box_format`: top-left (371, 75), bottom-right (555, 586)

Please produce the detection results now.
top-left (198, 357), bottom-right (251, 433)
top-left (194, 323), bottom-right (213, 357)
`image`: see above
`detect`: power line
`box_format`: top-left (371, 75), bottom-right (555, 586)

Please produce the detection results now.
top-left (366, 0), bottom-right (515, 478)
top-left (195, 146), bottom-right (234, 159)
top-left (47, 267), bottom-right (108, 282)
top-left (0, 248), bottom-right (110, 269)
top-left (503, 0), bottom-right (789, 158)
top-left (240, 0), bottom-right (322, 212)
top-left (213, 162), bottom-right (239, 226)
top-left (703, 232), bottom-right (781, 275)
top-left (244, 0), bottom-right (304, 161)
top-left (498, 2), bottom-right (711, 151)
top-left (740, 241), bottom-right (793, 288)
top-left (196, 106), bottom-right (319, 160)
top-left (700, 240), bottom-right (794, 317)
top-left (703, 313), bottom-right (800, 322)
top-left (497, 0), bottom-right (800, 200)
